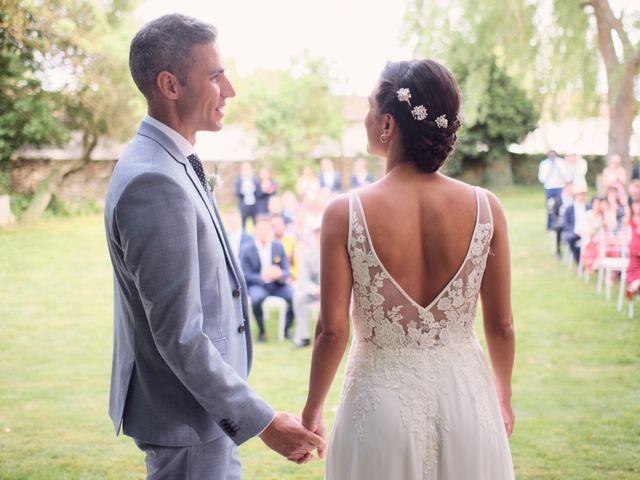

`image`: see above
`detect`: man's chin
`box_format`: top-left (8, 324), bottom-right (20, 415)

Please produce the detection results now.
top-left (201, 122), bottom-right (223, 133)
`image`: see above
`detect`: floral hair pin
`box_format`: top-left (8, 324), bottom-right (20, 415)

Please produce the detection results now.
top-left (396, 87), bottom-right (429, 121)
top-left (435, 115), bottom-right (448, 128)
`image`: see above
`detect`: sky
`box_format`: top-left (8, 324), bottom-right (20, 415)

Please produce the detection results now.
top-left (136, 0), bottom-right (640, 96)
top-left (136, 0), bottom-right (414, 95)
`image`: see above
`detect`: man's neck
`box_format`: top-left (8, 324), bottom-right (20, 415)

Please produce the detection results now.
top-left (148, 107), bottom-right (196, 145)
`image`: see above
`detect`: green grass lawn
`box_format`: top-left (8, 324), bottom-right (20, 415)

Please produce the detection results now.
top-left (1, 187), bottom-right (638, 479)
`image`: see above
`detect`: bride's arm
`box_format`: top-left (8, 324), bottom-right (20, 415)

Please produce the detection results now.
top-left (480, 191), bottom-right (516, 437)
top-left (301, 196), bottom-right (353, 456)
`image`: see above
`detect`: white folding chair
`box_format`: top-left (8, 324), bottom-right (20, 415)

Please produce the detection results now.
top-left (597, 230), bottom-right (629, 303)
top-left (263, 296), bottom-right (288, 341)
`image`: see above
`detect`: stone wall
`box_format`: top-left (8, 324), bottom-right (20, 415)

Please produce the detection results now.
top-left (10, 159), bottom-right (249, 209)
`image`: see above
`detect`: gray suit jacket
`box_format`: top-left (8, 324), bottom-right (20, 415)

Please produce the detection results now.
top-left (104, 121), bottom-right (274, 447)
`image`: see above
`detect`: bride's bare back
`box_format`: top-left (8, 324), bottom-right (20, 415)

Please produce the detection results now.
top-left (356, 171), bottom-right (478, 308)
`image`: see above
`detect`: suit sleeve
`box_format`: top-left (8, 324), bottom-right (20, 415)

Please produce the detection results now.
top-left (276, 243), bottom-right (291, 283)
top-left (240, 245), bottom-right (263, 286)
top-left (114, 172), bottom-right (274, 445)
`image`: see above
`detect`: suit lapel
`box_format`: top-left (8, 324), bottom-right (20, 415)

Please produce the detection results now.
top-left (136, 122), bottom-right (241, 286)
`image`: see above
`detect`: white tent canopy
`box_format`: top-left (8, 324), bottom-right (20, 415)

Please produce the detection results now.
top-left (509, 117), bottom-right (640, 156)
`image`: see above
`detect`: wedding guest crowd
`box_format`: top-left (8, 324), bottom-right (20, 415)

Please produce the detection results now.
top-left (228, 159), bottom-right (376, 346)
top-left (543, 151), bottom-right (640, 304)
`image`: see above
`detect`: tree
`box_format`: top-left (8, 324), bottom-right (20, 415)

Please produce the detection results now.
top-left (226, 53), bottom-right (345, 190)
top-left (403, 0), bottom-right (639, 172)
top-left (1, 0), bottom-right (143, 222)
top-left (445, 56), bottom-right (538, 186)
top-left (584, 0), bottom-right (640, 170)
top-left (0, 2), bottom-right (70, 194)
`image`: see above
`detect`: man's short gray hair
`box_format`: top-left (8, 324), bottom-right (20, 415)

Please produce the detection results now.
top-left (129, 13), bottom-right (217, 100)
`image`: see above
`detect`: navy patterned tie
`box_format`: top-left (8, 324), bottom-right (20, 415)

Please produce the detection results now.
top-left (187, 153), bottom-right (211, 194)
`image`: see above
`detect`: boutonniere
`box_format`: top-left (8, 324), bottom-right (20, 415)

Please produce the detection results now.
top-left (273, 256), bottom-right (282, 263)
top-left (207, 164), bottom-right (223, 191)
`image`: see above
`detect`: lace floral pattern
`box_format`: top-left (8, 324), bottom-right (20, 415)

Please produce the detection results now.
top-left (341, 187), bottom-right (497, 477)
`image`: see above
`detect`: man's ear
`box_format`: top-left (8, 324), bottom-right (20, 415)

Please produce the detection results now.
top-left (156, 71), bottom-right (181, 100)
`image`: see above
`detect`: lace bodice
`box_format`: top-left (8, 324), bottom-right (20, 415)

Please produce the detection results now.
top-left (348, 186), bottom-right (493, 349)
top-left (341, 187), bottom-right (496, 477)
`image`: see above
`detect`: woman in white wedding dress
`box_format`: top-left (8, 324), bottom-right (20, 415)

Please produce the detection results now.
top-left (301, 60), bottom-right (515, 479)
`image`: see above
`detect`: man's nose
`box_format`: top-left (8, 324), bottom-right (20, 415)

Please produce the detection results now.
top-left (223, 77), bottom-right (236, 98)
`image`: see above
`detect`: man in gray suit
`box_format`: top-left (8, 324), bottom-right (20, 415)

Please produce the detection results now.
top-left (104, 14), bottom-right (324, 479)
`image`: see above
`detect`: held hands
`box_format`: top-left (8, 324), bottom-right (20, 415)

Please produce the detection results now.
top-left (259, 412), bottom-right (326, 464)
top-left (301, 410), bottom-right (326, 460)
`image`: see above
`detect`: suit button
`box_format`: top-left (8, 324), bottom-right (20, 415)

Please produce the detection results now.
top-left (237, 325), bottom-right (245, 334)
top-left (232, 288), bottom-right (240, 298)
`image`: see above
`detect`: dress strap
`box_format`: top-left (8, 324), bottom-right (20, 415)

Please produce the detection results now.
top-left (475, 187), bottom-right (494, 236)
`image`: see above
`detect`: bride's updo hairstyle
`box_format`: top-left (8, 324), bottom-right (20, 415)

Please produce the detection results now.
top-left (376, 60), bottom-right (461, 172)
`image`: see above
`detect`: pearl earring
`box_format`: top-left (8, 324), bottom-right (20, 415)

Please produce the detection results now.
top-left (380, 133), bottom-right (389, 144)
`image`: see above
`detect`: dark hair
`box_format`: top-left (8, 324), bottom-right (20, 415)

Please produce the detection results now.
top-left (129, 14), bottom-right (217, 100)
top-left (375, 60), bottom-right (461, 172)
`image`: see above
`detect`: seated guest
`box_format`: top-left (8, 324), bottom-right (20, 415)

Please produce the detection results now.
top-left (223, 210), bottom-right (253, 261)
top-left (605, 185), bottom-right (628, 234)
top-left (292, 219), bottom-right (321, 348)
top-left (626, 198), bottom-right (640, 297)
top-left (628, 179), bottom-right (640, 206)
top-left (563, 184), bottom-right (589, 264)
top-left (240, 214), bottom-right (294, 342)
top-left (580, 197), bottom-right (605, 273)
top-left (272, 214), bottom-right (298, 279)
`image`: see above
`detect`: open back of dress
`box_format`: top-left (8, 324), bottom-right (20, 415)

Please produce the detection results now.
top-left (325, 187), bottom-right (515, 480)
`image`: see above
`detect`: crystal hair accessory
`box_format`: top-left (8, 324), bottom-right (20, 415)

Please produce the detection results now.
top-left (435, 114), bottom-right (448, 129)
top-left (396, 88), bottom-right (412, 103)
top-left (396, 87), bottom-right (428, 121)
top-left (412, 105), bottom-right (428, 121)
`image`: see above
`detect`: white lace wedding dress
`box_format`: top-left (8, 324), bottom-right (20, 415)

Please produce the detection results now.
top-left (325, 188), bottom-right (514, 480)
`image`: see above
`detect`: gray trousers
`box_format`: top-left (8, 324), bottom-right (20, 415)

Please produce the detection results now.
top-left (135, 435), bottom-right (241, 480)
top-left (293, 291), bottom-right (320, 343)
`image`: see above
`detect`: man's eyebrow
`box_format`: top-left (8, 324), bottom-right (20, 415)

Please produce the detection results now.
top-left (209, 68), bottom-right (224, 75)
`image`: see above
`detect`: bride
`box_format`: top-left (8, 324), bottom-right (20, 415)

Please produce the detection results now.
top-left (301, 59), bottom-right (515, 479)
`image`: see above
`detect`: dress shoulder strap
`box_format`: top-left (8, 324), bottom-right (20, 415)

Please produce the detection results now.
top-left (475, 186), bottom-right (494, 235)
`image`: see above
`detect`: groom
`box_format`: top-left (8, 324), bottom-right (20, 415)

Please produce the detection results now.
top-left (104, 14), bottom-right (324, 479)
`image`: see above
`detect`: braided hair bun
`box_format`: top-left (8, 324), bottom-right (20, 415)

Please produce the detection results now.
top-left (375, 60), bottom-right (461, 173)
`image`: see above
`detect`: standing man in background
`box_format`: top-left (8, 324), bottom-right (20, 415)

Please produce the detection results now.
top-left (538, 150), bottom-right (568, 230)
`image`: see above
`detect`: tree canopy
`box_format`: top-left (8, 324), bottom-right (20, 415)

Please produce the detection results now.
top-left (403, 0), bottom-right (640, 169)
top-left (226, 53), bottom-right (345, 190)
top-left (0, 0), bottom-right (143, 218)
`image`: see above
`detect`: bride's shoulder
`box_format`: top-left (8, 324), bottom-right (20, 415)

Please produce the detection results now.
top-left (321, 193), bottom-right (351, 241)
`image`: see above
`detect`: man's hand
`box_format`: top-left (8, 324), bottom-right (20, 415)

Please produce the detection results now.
top-left (259, 412), bottom-right (326, 464)
top-left (268, 265), bottom-right (283, 281)
top-left (301, 412), bottom-right (326, 460)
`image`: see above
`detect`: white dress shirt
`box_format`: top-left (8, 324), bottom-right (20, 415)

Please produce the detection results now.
top-left (538, 157), bottom-right (568, 189)
top-left (256, 241), bottom-right (272, 278)
top-left (143, 115), bottom-right (195, 158)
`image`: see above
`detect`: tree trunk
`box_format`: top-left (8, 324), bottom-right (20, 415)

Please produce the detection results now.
top-left (587, 0), bottom-right (639, 173)
top-left (21, 130), bottom-right (98, 223)
top-left (0, 194), bottom-right (16, 226)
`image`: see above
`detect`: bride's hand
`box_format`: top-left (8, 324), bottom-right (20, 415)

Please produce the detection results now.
top-left (500, 400), bottom-right (515, 437)
top-left (301, 409), bottom-right (327, 459)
